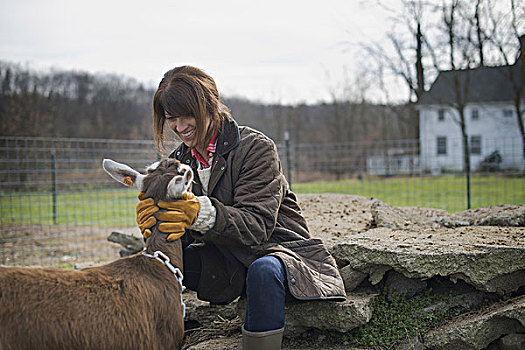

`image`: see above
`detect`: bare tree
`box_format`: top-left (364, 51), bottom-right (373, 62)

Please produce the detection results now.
top-left (357, 0), bottom-right (441, 149)
top-left (0, 62), bottom-right (154, 139)
top-left (444, 0), bottom-right (475, 202)
top-left (412, 0), bottom-right (483, 206)
top-left (362, 0), bottom-right (438, 103)
top-left (482, 0), bottom-right (525, 160)
top-left (474, 0), bottom-right (486, 66)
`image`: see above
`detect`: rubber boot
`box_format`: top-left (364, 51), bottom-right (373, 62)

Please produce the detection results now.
top-left (242, 325), bottom-right (284, 350)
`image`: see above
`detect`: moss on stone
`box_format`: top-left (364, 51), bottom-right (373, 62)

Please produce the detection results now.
top-left (350, 288), bottom-right (456, 349)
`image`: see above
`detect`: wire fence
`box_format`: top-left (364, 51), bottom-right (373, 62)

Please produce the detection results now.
top-left (0, 137), bottom-right (170, 267)
top-left (1, 136), bottom-right (524, 267)
top-left (286, 136), bottom-right (524, 211)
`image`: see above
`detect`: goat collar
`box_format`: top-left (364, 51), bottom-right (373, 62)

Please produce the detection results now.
top-left (142, 248), bottom-right (186, 318)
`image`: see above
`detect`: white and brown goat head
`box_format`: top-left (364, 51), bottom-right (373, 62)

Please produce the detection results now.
top-left (102, 158), bottom-right (193, 201)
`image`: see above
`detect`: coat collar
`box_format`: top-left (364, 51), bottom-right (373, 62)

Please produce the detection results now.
top-left (215, 117), bottom-right (241, 156)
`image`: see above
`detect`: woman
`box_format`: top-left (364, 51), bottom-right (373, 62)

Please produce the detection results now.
top-left (137, 66), bottom-right (345, 350)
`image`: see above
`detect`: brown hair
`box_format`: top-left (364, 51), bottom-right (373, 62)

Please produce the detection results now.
top-left (153, 66), bottom-right (230, 154)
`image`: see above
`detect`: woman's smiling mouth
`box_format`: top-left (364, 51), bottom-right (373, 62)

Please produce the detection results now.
top-left (181, 129), bottom-right (195, 138)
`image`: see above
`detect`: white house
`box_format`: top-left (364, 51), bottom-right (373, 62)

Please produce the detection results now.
top-left (417, 57), bottom-right (524, 173)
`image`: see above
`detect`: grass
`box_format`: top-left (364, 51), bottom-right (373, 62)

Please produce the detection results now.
top-left (1, 174), bottom-right (523, 225)
top-left (1, 188), bottom-right (138, 226)
top-left (349, 288), bottom-right (456, 349)
top-left (284, 288), bottom-right (465, 349)
top-left (293, 174), bottom-right (525, 212)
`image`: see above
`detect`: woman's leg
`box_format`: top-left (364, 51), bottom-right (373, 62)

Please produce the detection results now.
top-left (244, 255), bottom-right (286, 332)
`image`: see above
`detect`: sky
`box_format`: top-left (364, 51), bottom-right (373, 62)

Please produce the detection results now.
top-left (0, 0), bottom-right (396, 105)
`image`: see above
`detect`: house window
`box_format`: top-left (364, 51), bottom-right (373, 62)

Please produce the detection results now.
top-left (438, 109), bottom-right (445, 122)
top-left (503, 109), bottom-right (513, 118)
top-left (471, 108), bottom-right (479, 121)
top-left (437, 136), bottom-right (447, 155)
top-left (470, 135), bottom-right (481, 155)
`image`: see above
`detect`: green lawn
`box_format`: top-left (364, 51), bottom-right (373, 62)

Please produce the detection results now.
top-left (292, 174), bottom-right (525, 212)
top-left (1, 188), bottom-right (139, 226)
top-left (1, 175), bottom-right (523, 225)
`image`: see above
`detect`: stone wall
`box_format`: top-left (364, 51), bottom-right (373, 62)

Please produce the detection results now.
top-left (108, 194), bottom-right (525, 349)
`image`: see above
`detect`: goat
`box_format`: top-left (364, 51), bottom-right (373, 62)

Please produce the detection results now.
top-left (0, 158), bottom-right (193, 350)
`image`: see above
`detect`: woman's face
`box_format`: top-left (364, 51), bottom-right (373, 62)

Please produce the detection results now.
top-left (165, 113), bottom-right (210, 150)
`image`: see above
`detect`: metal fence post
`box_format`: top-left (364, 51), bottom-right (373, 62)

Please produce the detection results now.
top-left (284, 131), bottom-right (292, 189)
top-left (466, 169), bottom-right (471, 210)
top-left (51, 148), bottom-right (57, 225)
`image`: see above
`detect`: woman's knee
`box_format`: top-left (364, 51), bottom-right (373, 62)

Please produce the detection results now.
top-left (246, 256), bottom-right (285, 286)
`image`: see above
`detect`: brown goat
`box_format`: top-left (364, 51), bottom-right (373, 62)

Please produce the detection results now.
top-left (0, 158), bottom-right (193, 350)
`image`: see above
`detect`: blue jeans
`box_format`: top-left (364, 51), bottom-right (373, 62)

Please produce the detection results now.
top-left (244, 256), bottom-right (286, 332)
top-left (183, 247), bottom-right (286, 332)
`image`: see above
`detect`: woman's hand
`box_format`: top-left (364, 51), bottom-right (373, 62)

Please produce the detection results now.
top-left (136, 192), bottom-right (158, 239)
top-left (156, 196), bottom-right (200, 241)
top-left (136, 192), bottom-right (200, 241)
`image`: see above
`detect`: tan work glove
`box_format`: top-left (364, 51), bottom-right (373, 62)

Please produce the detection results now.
top-left (156, 195), bottom-right (200, 241)
top-left (136, 192), bottom-right (200, 241)
top-left (136, 192), bottom-right (158, 239)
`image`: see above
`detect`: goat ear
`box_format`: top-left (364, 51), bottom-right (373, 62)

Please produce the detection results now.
top-left (166, 166), bottom-right (193, 200)
top-left (102, 159), bottom-right (145, 191)
top-left (167, 175), bottom-right (185, 200)
top-left (182, 166), bottom-right (194, 193)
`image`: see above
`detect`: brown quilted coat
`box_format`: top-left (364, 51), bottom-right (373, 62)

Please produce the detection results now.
top-left (171, 117), bottom-right (346, 304)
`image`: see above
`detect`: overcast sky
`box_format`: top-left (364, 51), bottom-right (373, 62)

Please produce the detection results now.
top-left (0, 0), bottom-right (395, 104)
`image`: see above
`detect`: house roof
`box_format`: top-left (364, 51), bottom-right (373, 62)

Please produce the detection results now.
top-left (418, 61), bottom-right (524, 105)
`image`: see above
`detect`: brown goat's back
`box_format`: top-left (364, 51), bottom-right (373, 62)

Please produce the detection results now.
top-left (0, 253), bottom-right (184, 350)
top-left (0, 158), bottom-right (189, 350)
